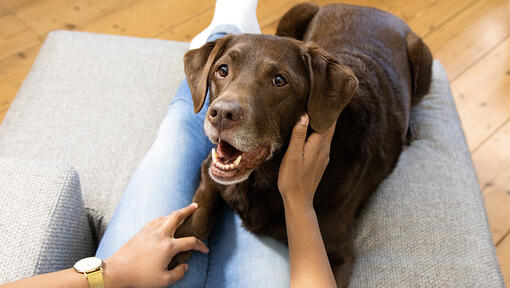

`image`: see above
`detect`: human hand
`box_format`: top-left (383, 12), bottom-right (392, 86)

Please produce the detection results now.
top-left (278, 114), bottom-right (336, 210)
top-left (103, 203), bottom-right (209, 288)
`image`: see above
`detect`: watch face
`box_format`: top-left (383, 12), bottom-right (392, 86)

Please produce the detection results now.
top-left (73, 257), bottom-right (103, 273)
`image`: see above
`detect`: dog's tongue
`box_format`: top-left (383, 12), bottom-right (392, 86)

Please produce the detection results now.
top-left (217, 140), bottom-right (241, 162)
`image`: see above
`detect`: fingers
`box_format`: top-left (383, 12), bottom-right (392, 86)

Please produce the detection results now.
top-left (323, 120), bottom-right (337, 142)
top-left (286, 114), bottom-right (309, 159)
top-left (172, 236), bottom-right (209, 254)
top-left (308, 120), bottom-right (336, 143)
top-left (164, 263), bottom-right (188, 286)
top-left (164, 203), bottom-right (198, 236)
top-left (307, 120), bottom-right (336, 149)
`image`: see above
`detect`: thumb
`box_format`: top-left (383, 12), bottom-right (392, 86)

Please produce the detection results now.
top-left (287, 114), bottom-right (309, 156)
top-left (165, 263), bottom-right (188, 285)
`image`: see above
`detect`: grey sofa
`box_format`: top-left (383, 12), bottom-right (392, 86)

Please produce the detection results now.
top-left (0, 31), bottom-right (504, 287)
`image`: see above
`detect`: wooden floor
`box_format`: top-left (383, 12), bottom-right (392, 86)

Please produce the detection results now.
top-left (1, 0), bottom-right (509, 284)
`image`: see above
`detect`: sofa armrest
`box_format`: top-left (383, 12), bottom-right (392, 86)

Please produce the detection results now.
top-left (0, 158), bottom-right (95, 284)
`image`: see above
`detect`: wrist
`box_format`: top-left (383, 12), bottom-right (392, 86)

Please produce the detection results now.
top-left (103, 258), bottom-right (125, 288)
top-left (282, 193), bottom-right (315, 213)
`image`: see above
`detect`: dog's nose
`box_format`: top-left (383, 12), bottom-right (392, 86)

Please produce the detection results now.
top-left (208, 100), bottom-right (243, 130)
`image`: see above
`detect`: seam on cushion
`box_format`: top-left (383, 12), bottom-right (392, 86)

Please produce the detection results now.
top-left (33, 166), bottom-right (74, 275)
top-left (85, 207), bottom-right (103, 249)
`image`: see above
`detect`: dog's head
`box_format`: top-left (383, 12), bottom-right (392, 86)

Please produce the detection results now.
top-left (184, 34), bottom-right (358, 185)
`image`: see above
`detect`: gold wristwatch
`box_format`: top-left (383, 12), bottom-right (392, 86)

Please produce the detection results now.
top-left (73, 257), bottom-right (105, 288)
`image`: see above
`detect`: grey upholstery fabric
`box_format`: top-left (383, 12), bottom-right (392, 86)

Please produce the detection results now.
top-left (0, 31), bottom-right (189, 238)
top-left (0, 31), bottom-right (503, 285)
top-left (349, 62), bottom-right (504, 287)
top-left (0, 158), bottom-right (94, 284)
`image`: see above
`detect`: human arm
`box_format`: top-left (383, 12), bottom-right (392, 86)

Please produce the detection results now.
top-left (2, 203), bottom-right (209, 288)
top-left (278, 114), bottom-right (337, 288)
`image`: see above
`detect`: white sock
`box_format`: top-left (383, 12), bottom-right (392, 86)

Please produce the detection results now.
top-left (189, 0), bottom-right (261, 49)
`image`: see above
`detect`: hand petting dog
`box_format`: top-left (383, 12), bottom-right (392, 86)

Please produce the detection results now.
top-left (278, 113), bottom-right (338, 288)
top-left (278, 113), bottom-right (336, 209)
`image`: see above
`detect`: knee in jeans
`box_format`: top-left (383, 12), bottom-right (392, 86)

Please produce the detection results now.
top-left (160, 108), bottom-right (203, 132)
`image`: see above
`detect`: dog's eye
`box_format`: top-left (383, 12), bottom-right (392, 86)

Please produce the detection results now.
top-left (273, 74), bottom-right (287, 87)
top-left (217, 64), bottom-right (229, 77)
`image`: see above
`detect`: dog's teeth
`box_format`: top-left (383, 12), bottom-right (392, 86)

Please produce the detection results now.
top-left (234, 155), bottom-right (242, 167)
top-left (229, 164), bottom-right (234, 170)
top-left (212, 148), bottom-right (217, 163)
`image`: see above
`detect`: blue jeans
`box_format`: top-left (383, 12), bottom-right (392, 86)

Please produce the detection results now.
top-left (96, 31), bottom-right (290, 287)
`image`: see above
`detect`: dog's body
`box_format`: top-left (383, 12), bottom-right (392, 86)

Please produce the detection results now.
top-left (170, 3), bottom-right (432, 286)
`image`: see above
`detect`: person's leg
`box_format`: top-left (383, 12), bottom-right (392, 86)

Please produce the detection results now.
top-left (95, 25), bottom-right (247, 287)
top-left (96, 79), bottom-right (213, 287)
top-left (205, 204), bottom-right (290, 288)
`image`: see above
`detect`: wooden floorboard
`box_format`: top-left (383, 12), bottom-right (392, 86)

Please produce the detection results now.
top-left (424, 0), bottom-right (510, 80)
top-left (451, 37), bottom-right (510, 152)
top-left (0, 0), bottom-right (508, 285)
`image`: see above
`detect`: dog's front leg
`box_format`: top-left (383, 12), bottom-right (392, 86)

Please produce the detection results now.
top-left (168, 156), bottom-right (221, 269)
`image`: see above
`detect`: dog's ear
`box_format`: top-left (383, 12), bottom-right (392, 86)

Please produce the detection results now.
top-left (184, 36), bottom-right (233, 113)
top-left (305, 43), bottom-right (358, 133)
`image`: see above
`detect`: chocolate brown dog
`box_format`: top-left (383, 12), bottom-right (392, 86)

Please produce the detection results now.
top-left (169, 3), bottom-right (432, 286)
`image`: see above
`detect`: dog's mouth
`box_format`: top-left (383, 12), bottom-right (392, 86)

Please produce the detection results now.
top-left (209, 139), bottom-right (270, 184)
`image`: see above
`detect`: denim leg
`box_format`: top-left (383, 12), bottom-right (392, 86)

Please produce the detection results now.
top-left (96, 80), bottom-right (213, 287)
top-left (205, 204), bottom-right (290, 288)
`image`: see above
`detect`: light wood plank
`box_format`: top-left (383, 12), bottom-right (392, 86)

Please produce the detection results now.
top-left (256, 0), bottom-right (310, 28)
top-left (0, 28), bottom-right (39, 60)
top-left (0, 0), bottom-right (35, 11)
top-left (82, 0), bottom-right (212, 38)
top-left (425, 0), bottom-right (510, 79)
top-left (12, 0), bottom-right (138, 36)
top-left (450, 37), bottom-right (510, 151)
top-left (483, 168), bottom-right (510, 244)
top-left (0, 44), bottom-right (40, 87)
top-left (0, 3), bottom-right (7, 16)
top-left (0, 12), bottom-right (40, 59)
top-left (0, 13), bottom-right (26, 37)
top-left (261, 19), bottom-right (279, 35)
top-left (156, 9), bottom-right (213, 42)
top-left (472, 118), bottom-right (510, 189)
top-left (400, 0), bottom-right (477, 37)
top-left (0, 81), bottom-right (18, 123)
top-left (496, 234), bottom-right (510, 287)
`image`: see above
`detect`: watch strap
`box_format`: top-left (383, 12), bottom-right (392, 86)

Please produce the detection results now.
top-left (86, 269), bottom-right (104, 288)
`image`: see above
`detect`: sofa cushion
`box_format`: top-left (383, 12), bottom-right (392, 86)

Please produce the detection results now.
top-left (0, 158), bottom-right (94, 284)
top-left (0, 31), bottom-right (189, 238)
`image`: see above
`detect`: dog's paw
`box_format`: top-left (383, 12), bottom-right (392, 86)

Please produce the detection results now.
top-left (168, 250), bottom-right (194, 270)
